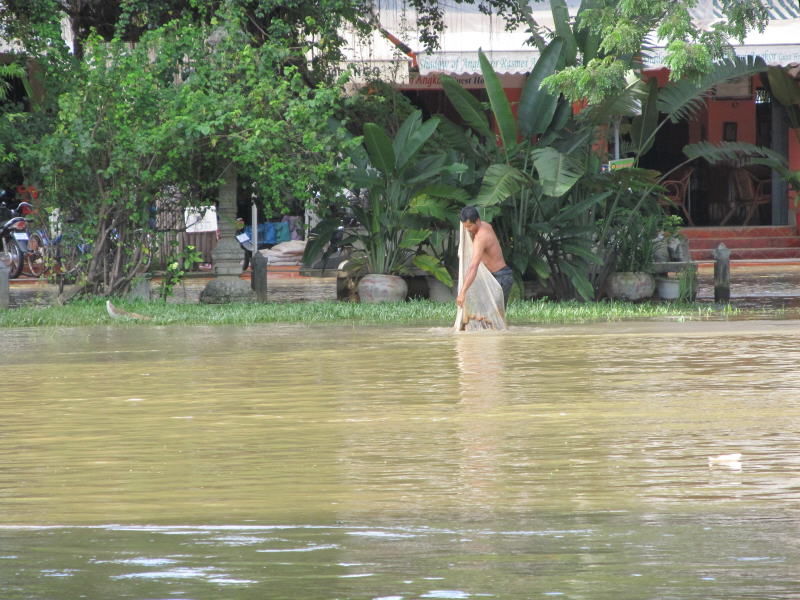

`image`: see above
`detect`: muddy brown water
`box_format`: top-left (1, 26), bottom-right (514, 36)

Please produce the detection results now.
top-left (2, 321), bottom-right (800, 599)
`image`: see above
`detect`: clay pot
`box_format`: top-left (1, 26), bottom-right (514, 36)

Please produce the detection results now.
top-left (656, 277), bottom-right (680, 300)
top-left (426, 276), bottom-right (455, 302)
top-left (605, 272), bottom-right (656, 301)
top-left (357, 273), bottom-right (408, 303)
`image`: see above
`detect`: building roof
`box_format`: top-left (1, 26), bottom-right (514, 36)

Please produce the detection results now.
top-left (343, 0), bottom-right (800, 77)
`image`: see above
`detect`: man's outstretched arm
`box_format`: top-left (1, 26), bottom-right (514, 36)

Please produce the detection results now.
top-left (456, 236), bottom-right (485, 307)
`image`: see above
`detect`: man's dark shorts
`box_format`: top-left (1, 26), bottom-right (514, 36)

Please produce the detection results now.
top-left (492, 266), bottom-right (513, 308)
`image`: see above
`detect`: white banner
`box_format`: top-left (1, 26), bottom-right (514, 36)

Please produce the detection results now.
top-left (417, 44), bottom-right (800, 77)
top-left (645, 44), bottom-right (800, 68)
top-left (418, 51), bottom-right (539, 75)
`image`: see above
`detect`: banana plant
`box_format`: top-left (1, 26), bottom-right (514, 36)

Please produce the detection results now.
top-left (620, 56), bottom-right (768, 164)
top-left (679, 140), bottom-right (800, 199)
top-left (437, 3), bottom-right (775, 300)
top-left (303, 110), bottom-right (466, 286)
top-left (441, 38), bottom-right (602, 299)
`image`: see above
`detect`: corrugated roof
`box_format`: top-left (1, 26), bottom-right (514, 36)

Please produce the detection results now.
top-left (709, 0), bottom-right (800, 20)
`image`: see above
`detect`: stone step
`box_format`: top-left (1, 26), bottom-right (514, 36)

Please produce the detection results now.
top-left (683, 225), bottom-right (800, 262)
top-left (682, 225), bottom-right (796, 239)
top-left (691, 246), bottom-right (800, 261)
top-left (688, 236), bottom-right (800, 250)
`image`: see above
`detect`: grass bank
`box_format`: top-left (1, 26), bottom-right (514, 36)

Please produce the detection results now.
top-left (0, 297), bottom-right (735, 328)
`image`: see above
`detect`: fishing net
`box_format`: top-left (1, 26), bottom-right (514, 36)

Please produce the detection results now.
top-left (454, 223), bottom-right (507, 331)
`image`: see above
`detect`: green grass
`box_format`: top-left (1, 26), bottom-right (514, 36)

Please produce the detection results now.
top-left (0, 297), bottom-right (736, 328)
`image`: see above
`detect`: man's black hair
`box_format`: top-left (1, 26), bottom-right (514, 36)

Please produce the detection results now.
top-left (460, 205), bottom-right (480, 223)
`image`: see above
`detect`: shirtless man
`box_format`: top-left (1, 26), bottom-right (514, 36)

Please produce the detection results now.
top-left (456, 205), bottom-right (513, 309)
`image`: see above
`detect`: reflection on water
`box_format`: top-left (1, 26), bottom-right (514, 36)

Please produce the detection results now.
top-left (2, 321), bottom-right (800, 599)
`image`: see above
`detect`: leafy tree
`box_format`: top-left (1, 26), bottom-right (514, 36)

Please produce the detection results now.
top-left (28, 10), bottom-right (356, 297)
top-left (0, 62), bottom-right (27, 173)
top-left (497, 0), bottom-right (769, 103)
top-left (0, 0), bottom-right (374, 82)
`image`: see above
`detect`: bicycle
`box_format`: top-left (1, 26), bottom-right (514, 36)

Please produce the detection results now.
top-left (24, 226), bottom-right (89, 280)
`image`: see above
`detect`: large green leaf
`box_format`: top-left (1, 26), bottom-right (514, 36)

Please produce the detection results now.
top-left (475, 163), bottom-right (533, 206)
top-left (562, 241), bottom-right (603, 264)
top-left (511, 246), bottom-right (530, 275)
top-left (437, 116), bottom-right (479, 157)
top-left (528, 255), bottom-right (551, 279)
top-left (519, 38), bottom-right (564, 137)
top-left (551, 0), bottom-right (577, 66)
top-left (766, 66), bottom-right (800, 106)
top-left (766, 66), bottom-right (800, 130)
top-left (440, 74), bottom-right (493, 139)
top-left (479, 49), bottom-right (517, 152)
top-left (396, 114), bottom-right (441, 172)
top-left (532, 147), bottom-right (585, 196)
top-left (658, 56), bottom-right (766, 123)
top-left (539, 97), bottom-right (573, 145)
top-left (683, 140), bottom-right (787, 167)
top-left (409, 194), bottom-right (451, 220)
top-left (363, 122), bottom-right (396, 175)
top-left (392, 110), bottom-right (422, 167)
top-left (406, 153), bottom-right (449, 185)
top-left (584, 71), bottom-right (647, 125)
top-left (416, 183), bottom-right (470, 203)
top-left (413, 254), bottom-right (453, 287)
top-left (630, 77), bottom-right (659, 156)
top-left (301, 218), bottom-right (343, 266)
top-left (399, 228), bottom-right (431, 249)
top-left (559, 260), bottom-right (594, 301)
top-left (574, 0), bottom-right (602, 62)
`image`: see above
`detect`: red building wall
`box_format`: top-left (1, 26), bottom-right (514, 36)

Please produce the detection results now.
top-left (706, 98), bottom-right (757, 144)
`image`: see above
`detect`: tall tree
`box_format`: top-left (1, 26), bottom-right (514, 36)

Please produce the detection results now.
top-left (2, 0), bottom-right (770, 93)
top-left (16, 5), bottom-right (358, 296)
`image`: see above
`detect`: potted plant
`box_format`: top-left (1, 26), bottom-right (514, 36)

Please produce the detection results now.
top-left (653, 214), bottom-right (685, 262)
top-left (303, 111), bottom-right (466, 302)
top-left (605, 210), bottom-right (659, 301)
top-left (656, 274), bottom-right (680, 300)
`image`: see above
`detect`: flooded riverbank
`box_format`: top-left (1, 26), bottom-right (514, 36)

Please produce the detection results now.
top-left (8, 262), bottom-right (800, 311)
top-left (2, 321), bottom-right (799, 599)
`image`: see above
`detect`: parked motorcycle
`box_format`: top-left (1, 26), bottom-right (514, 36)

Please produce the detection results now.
top-left (0, 188), bottom-right (33, 279)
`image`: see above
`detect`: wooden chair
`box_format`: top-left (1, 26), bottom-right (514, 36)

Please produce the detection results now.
top-left (732, 168), bottom-right (771, 225)
top-left (659, 168), bottom-right (694, 226)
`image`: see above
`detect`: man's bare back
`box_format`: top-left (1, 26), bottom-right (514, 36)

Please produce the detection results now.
top-left (467, 221), bottom-right (506, 273)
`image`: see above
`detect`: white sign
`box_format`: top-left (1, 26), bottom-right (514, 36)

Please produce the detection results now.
top-left (399, 72), bottom-right (526, 90)
top-left (418, 51), bottom-right (540, 75)
top-left (184, 206), bottom-right (217, 233)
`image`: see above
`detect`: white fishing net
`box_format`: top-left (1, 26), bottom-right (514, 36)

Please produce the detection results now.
top-left (454, 223), bottom-right (507, 331)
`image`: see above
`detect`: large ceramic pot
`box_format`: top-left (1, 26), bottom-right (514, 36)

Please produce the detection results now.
top-left (357, 273), bottom-right (408, 303)
top-left (426, 276), bottom-right (455, 302)
top-left (605, 271), bottom-right (655, 301)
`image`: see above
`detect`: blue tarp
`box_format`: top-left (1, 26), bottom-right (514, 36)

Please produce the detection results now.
top-left (244, 222), bottom-right (291, 246)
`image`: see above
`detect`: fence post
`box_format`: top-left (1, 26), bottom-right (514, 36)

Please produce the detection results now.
top-left (0, 261), bottom-right (8, 310)
top-left (251, 251), bottom-right (268, 302)
top-left (713, 242), bottom-right (731, 303)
